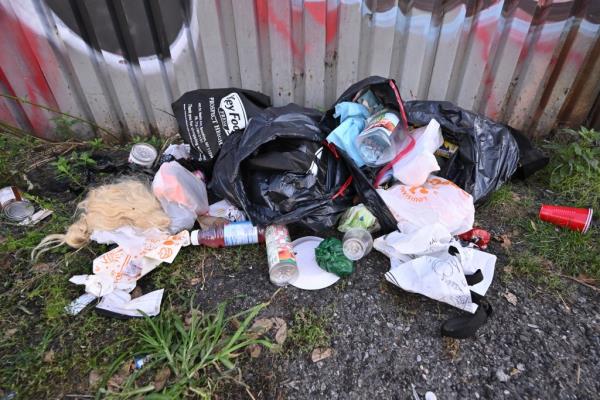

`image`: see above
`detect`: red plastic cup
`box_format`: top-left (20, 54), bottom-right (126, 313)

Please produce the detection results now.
top-left (539, 204), bottom-right (594, 233)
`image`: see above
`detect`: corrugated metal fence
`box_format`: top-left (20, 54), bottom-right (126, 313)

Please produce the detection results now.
top-left (1, 0), bottom-right (599, 141)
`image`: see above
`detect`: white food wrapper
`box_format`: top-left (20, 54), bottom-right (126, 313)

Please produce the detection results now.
top-left (377, 176), bottom-right (475, 235)
top-left (96, 289), bottom-right (164, 317)
top-left (386, 253), bottom-right (478, 313)
top-left (91, 227), bottom-right (166, 256)
top-left (70, 231), bottom-right (189, 298)
top-left (384, 244), bottom-right (496, 312)
top-left (65, 293), bottom-right (97, 315)
top-left (374, 223), bottom-right (452, 259)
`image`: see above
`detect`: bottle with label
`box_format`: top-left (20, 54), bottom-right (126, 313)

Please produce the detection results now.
top-left (190, 221), bottom-right (265, 248)
top-left (265, 225), bottom-right (298, 286)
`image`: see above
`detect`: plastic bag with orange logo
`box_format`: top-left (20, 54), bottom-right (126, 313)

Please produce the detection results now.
top-left (376, 176), bottom-right (474, 235)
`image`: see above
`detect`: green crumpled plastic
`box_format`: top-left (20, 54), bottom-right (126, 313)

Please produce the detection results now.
top-left (337, 204), bottom-right (379, 233)
top-left (315, 237), bottom-right (354, 278)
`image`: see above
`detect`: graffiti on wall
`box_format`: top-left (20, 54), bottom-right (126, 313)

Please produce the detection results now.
top-left (0, 0), bottom-right (599, 140)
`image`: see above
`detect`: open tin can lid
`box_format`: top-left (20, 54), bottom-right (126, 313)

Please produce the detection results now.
top-left (4, 200), bottom-right (34, 222)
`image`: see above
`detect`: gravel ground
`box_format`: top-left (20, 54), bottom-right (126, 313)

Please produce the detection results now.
top-left (196, 234), bottom-right (600, 400)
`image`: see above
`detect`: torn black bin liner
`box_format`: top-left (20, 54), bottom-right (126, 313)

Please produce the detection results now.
top-left (172, 88), bottom-right (271, 175)
top-left (209, 104), bottom-right (354, 231)
top-left (403, 101), bottom-right (522, 204)
top-left (321, 76), bottom-right (408, 234)
top-left (324, 76), bottom-right (546, 207)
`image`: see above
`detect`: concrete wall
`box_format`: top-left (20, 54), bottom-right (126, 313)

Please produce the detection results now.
top-left (1, 0), bottom-right (599, 140)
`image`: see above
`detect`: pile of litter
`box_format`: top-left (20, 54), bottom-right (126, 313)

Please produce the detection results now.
top-left (18, 75), bottom-right (586, 339)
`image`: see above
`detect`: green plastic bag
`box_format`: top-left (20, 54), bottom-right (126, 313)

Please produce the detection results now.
top-left (315, 237), bottom-right (354, 278)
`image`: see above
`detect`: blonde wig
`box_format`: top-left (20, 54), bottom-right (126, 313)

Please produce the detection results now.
top-left (32, 180), bottom-right (171, 260)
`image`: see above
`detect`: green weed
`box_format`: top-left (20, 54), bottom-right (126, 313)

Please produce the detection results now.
top-left (288, 308), bottom-right (331, 354)
top-left (52, 115), bottom-right (80, 140)
top-left (99, 300), bottom-right (271, 399)
top-left (52, 151), bottom-right (97, 187)
top-left (89, 137), bottom-right (104, 150)
top-left (546, 127), bottom-right (600, 210)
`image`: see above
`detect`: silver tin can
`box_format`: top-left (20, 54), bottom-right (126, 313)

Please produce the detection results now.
top-left (129, 143), bottom-right (158, 167)
top-left (4, 200), bottom-right (34, 222)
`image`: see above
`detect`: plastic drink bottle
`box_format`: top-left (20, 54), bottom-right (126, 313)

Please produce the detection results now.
top-left (342, 228), bottom-right (373, 261)
top-left (265, 225), bottom-right (298, 286)
top-left (190, 221), bottom-right (265, 248)
top-left (355, 109), bottom-right (403, 166)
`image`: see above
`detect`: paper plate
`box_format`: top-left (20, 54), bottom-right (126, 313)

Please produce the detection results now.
top-left (290, 236), bottom-right (340, 290)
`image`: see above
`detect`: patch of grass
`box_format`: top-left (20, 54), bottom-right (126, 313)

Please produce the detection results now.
top-left (484, 183), bottom-right (514, 208)
top-left (288, 308), bottom-right (331, 354)
top-left (508, 252), bottom-right (563, 290)
top-left (26, 272), bottom-right (75, 320)
top-left (100, 300), bottom-right (271, 399)
top-left (0, 328), bottom-right (57, 397)
top-left (0, 133), bottom-right (39, 181)
top-left (545, 127), bottom-right (600, 210)
top-left (520, 218), bottom-right (600, 280)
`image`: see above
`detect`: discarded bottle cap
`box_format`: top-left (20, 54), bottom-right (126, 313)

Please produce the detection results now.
top-left (129, 143), bottom-right (158, 167)
top-left (4, 200), bottom-right (34, 222)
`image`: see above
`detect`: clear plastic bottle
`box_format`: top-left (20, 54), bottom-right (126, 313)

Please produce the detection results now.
top-left (265, 225), bottom-right (298, 286)
top-left (355, 109), bottom-right (404, 166)
top-left (190, 221), bottom-right (265, 248)
top-left (342, 228), bottom-right (373, 261)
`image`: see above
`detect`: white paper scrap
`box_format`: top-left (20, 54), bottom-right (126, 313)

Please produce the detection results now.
top-left (95, 289), bottom-right (164, 317)
top-left (65, 293), bottom-right (97, 315)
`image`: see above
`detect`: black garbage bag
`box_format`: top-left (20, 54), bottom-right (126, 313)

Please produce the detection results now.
top-left (509, 129), bottom-right (549, 180)
top-left (321, 75), bottom-right (404, 234)
top-left (403, 101), bottom-right (521, 204)
top-left (209, 104), bottom-right (354, 231)
top-left (172, 88), bottom-right (271, 173)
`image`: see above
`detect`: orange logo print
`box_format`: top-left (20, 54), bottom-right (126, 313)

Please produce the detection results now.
top-left (159, 247), bottom-right (173, 260)
top-left (400, 185), bottom-right (430, 203)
